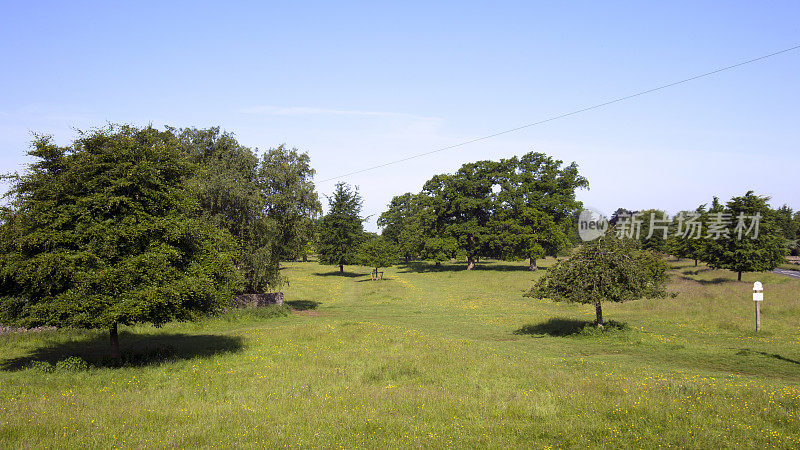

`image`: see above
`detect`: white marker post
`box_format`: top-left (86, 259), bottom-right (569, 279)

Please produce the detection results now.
top-left (753, 281), bottom-right (764, 331)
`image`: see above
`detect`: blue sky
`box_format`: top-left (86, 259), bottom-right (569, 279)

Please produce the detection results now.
top-left (1, 1), bottom-right (798, 231)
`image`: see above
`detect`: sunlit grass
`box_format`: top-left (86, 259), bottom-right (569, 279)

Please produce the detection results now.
top-left (1, 258), bottom-right (799, 447)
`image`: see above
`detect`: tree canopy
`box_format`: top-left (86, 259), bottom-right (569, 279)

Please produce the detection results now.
top-left (258, 145), bottom-right (322, 261)
top-left (0, 126), bottom-right (240, 356)
top-left (378, 152), bottom-right (587, 270)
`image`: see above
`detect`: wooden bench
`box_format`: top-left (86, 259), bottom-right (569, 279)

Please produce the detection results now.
top-left (371, 269), bottom-right (384, 281)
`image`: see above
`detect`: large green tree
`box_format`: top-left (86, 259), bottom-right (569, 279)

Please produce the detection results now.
top-left (490, 153), bottom-right (588, 270)
top-left (0, 126), bottom-right (239, 357)
top-left (420, 161), bottom-right (496, 270)
top-left (704, 191), bottom-right (786, 281)
top-left (526, 235), bottom-right (669, 327)
top-left (317, 182), bottom-right (365, 273)
top-left (177, 127), bottom-right (279, 293)
top-left (258, 144), bottom-right (322, 261)
top-left (394, 152), bottom-right (587, 270)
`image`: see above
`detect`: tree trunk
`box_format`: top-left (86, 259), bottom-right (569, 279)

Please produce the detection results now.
top-left (595, 303), bottom-right (604, 328)
top-left (529, 257), bottom-right (538, 271)
top-left (339, 263), bottom-right (344, 274)
top-left (302, 254), bottom-right (308, 262)
top-left (110, 323), bottom-right (120, 359)
top-left (466, 256), bottom-right (476, 270)
top-left (738, 271), bottom-right (742, 281)
top-left (694, 259), bottom-right (698, 267)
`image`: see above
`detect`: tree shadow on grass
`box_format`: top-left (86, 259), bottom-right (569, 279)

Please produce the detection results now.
top-left (312, 271), bottom-right (367, 278)
top-left (397, 261), bottom-right (538, 273)
top-left (356, 278), bottom-right (394, 283)
top-left (678, 275), bottom-right (731, 285)
top-left (286, 300), bottom-right (320, 310)
top-left (736, 348), bottom-right (800, 365)
top-left (514, 318), bottom-right (627, 337)
top-left (0, 332), bottom-right (244, 371)
top-left (681, 267), bottom-right (713, 275)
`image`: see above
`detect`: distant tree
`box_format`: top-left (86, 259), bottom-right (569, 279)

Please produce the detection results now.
top-left (492, 153), bottom-right (587, 270)
top-left (665, 206), bottom-right (707, 266)
top-left (420, 162), bottom-right (497, 270)
top-left (317, 182), bottom-right (365, 273)
top-left (794, 211), bottom-right (800, 240)
top-left (258, 144), bottom-right (322, 261)
top-left (0, 126), bottom-right (239, 357)
top-left (378, 193), bottom-right (425, 262)
top-left (704, 191), bottom-right (787, 281)
top-left (358, 236), bottom-right (397, 279)
top-left (378, 193), bottom-right (416, 244)
top-left (413, 152), bottom-right (587, 270)
top-left (177, 127), bottom-right (280, 293)
top-left (636, 209), bottom-right (670, 253)
top-left (772, 205), bottom-right (798, 240)
top-left (526, 235), bottom-right (669, 327)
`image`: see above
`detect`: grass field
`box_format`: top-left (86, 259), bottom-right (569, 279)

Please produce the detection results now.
top-left (2, 258), bottom-right (799, 448)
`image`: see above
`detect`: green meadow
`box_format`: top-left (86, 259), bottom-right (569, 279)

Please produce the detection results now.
top-left (1, 259), bottom-right (799, 448)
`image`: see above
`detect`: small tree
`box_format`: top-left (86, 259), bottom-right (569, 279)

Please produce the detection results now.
top-left (317, 182), bottom-right (364, 273)
top-left (358, 237), bottom-right (397, 279)
top-left (526, 235), bottom-right (669, 327)
top-left (0, 126), bottom-right (239, 357)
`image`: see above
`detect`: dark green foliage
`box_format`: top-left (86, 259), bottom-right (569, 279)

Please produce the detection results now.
top-left (526, 235), bottom-right (669, 326)
top-left (317, 182), bottom-right (365, 273)
top-left (703, 191), bottom-right (787, 281)
top-left (489, 153), bottom-right (587, 268)
top-left (772, 205), bottom-right (798, 240)
top-left (258, 145), bottom-right (322, 261)
top-left (637, 209), bottom-right (670, 252)
top-left (0, 126), bottom-right (240, 333)
top-left (178, 131), bottom-right (321, 291)
top-left (665, 206), bottom-right (707, 265)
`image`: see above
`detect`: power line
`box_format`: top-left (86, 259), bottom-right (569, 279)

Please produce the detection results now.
top-left (319, 44), bottom-right (800, 184)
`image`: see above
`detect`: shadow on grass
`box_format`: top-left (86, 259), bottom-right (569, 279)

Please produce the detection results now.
top-left (0, 332), bottom-right (244, 371)
top-left (312, 271), bottom-right (366, 278)
top-left (514, 318), bottom-right (628, 337)
top-left (356, 278), bottom-right (393, 283)
top-left (681, 267), bottom-right (713, 275)
top-left (736, 348), bottom-right (800, 365)
top-left (398, 261), bottom-right (539, 273)
top-left (679, 275), bottom-right (731, 285)
top-left (286, 300), bottom-right (320, 310)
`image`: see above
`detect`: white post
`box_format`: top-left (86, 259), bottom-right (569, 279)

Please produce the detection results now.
top-left (753, 282), bottom-right (763, 332)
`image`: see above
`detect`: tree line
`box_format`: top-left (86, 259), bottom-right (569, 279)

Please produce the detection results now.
top-left (611, 192), bottom-right (794, 281)
top-left (0, 124), bottom-right (794, 353)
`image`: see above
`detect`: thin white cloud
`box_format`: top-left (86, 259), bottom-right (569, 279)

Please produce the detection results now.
top-left (239, 105), bottom-right (440, 122)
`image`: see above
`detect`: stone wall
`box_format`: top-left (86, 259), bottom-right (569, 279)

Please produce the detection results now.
top-left (233, 292), bottom-right (284, 308)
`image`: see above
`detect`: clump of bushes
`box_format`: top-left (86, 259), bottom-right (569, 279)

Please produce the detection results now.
top-left (28, 356), bottom-right (90, 373)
